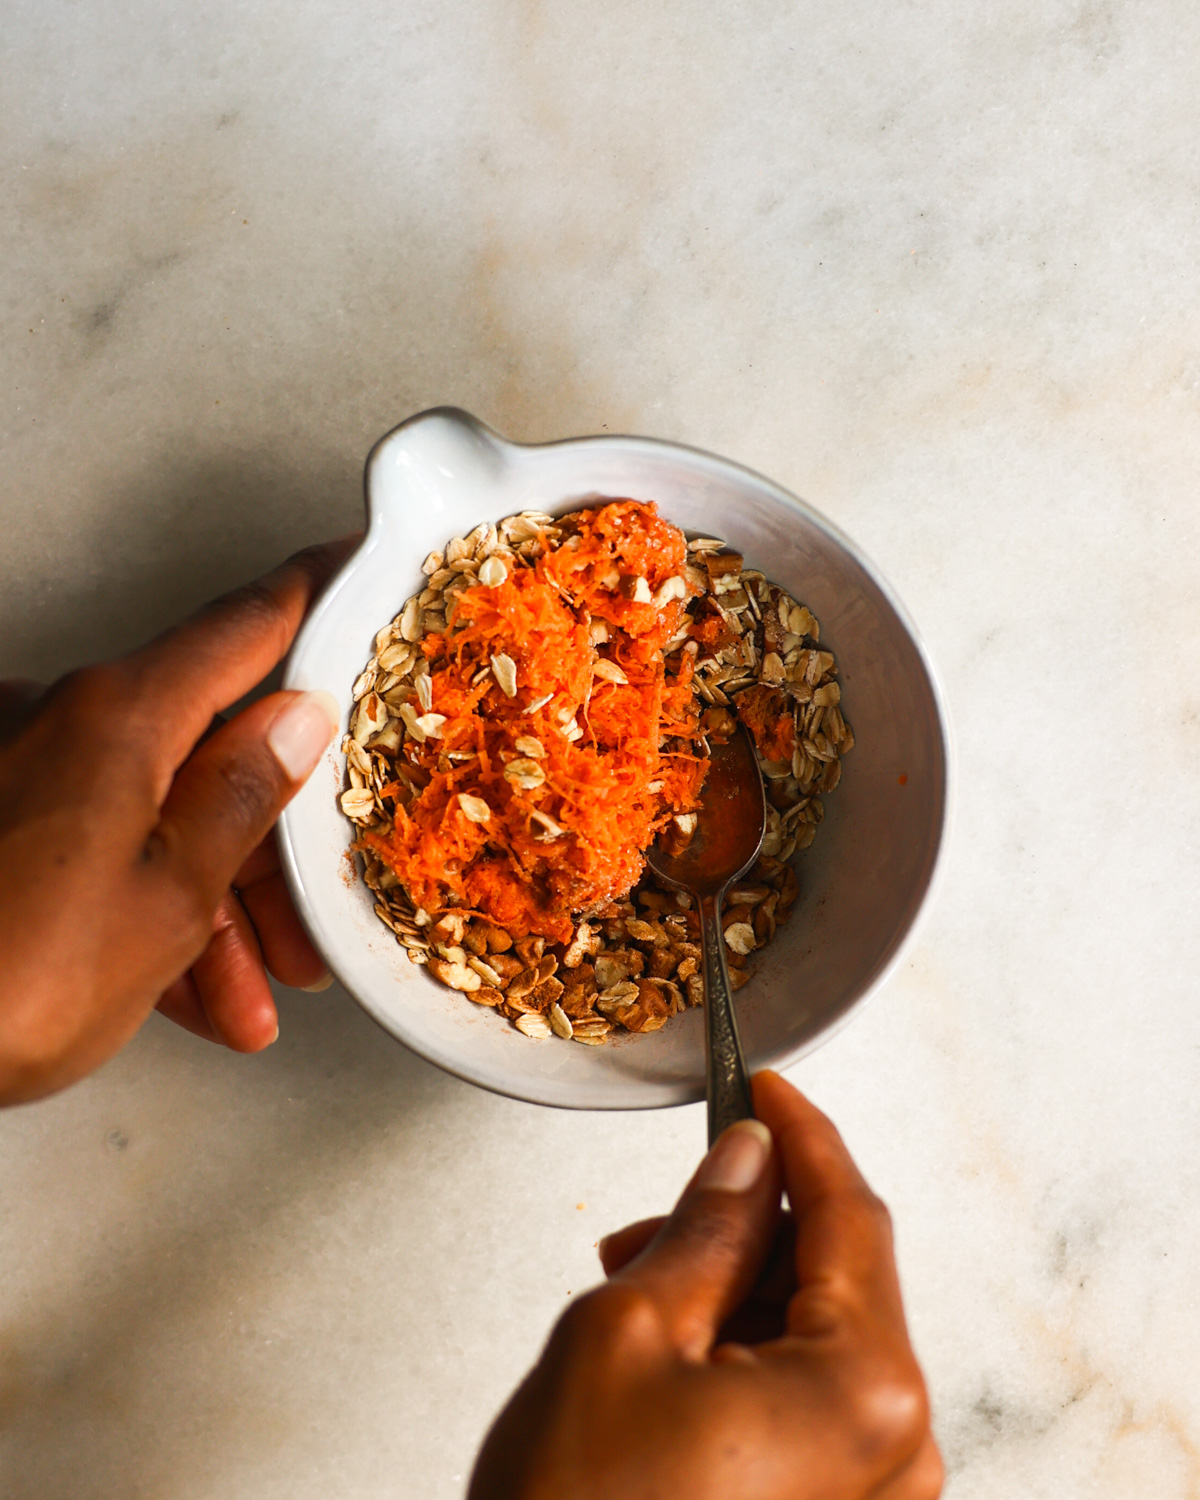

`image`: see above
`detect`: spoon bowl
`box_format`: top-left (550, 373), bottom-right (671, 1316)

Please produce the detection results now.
top-left (647, 726), bottom-right (767, 896)
top-left (647, 727), bottom-right (767, 1144)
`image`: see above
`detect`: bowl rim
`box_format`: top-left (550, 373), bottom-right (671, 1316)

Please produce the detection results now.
top-left (277, 406), bottom-right (955, 1109)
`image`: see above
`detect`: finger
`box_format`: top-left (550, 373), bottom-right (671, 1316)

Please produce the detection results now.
top-left (235, 834), bottom-right (329, 989)
top-left (752, 1071), bottom-right (905, 1328)
top-left (124, 536), bottom-right (358, 781)
top-left (715, 1212), bottom-right (799, 1346)
top-left (191, 892), bottom-right (278, 1051)
top-left (146, 689), bottom-right (339, 925)
top-left (598, 1217), bottom-right (665, 1276)
top-left (155, 973), bottom-right (221, 1043)
top-left (611, 1119), bottom-right (782, 1359)
top-left (231, 828), bottom-right (285, 889)
top-left (240, 869), bottom-right (328, 988)
top-left (866, 1434), bottom-right (944, 1499)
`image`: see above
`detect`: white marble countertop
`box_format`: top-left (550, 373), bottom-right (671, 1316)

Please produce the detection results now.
top-left (4, 2), bottom-right (1200, 1495)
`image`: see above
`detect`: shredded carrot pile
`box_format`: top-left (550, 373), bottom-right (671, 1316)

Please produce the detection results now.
top-left (363, 502), bottom-right (708, 942)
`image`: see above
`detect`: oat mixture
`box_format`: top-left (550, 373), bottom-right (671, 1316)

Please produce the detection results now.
top-left (339, 501), bottom-right (852, 1044)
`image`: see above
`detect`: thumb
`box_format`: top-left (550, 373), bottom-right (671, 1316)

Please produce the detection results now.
top-left (147, 689), bottom-right (339, 919)
top-left (612, 1118), bottom-right (781, 1360)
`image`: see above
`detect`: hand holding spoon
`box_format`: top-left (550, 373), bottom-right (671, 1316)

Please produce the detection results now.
top-left (646, 725), bottom-right (767, 1145)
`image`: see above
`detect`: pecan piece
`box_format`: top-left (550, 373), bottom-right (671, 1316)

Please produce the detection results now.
top-left (647, 947), bottom-right (679, 980)
top-left (427, 957), bottom-right (481, 992)
top-left (514, 934), bottom-right (546, 967)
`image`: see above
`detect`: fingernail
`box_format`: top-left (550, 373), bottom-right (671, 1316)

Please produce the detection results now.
top-left (302, 972), bottom-right (333, 992)
top-left (693, 1119), bottom-right (773, 1193)
top-left (267, 691), bottom-right (340, 781)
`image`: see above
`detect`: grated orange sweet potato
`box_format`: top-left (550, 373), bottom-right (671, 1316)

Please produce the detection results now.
top-left (363, 502), bottom-right (706, 942)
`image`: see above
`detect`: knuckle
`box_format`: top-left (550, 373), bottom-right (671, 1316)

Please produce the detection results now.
top-left (659, 1200), bottom-right (747, 1260)
top-left (218, 577), bottom-right (288, 635)
top-left (56, 662), bottom-right (153, 766)
top-left (553, 1283), bottom-right (660, 1358)
top-left (847, 1357), bottom-right (930, 1466)
top-left (64, 660), bottom-right (139, 719)
top-left (284, 541), bottom-right (335, 580)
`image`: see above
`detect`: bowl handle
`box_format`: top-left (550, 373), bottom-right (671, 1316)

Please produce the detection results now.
top-left (364, 407), bottom-right (513, 534)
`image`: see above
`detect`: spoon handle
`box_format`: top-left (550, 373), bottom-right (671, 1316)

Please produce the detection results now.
top-left (699, 891), bottom-right (754, 1146)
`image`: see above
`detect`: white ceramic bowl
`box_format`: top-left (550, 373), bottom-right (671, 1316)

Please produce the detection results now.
top-left (278, 408), bottom-right (950, 1110)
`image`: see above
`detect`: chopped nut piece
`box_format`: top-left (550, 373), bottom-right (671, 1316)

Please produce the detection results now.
top-left (724, 922), bottom-right (756, 955)
top-left (514, 935), bottom-right (545, 966)
top-left (352, 693), bottom-right (388, 745)
top-left (705, 551), bottom-right (743, 579)
top-left (530, 808), bottom-right (567, 840)
top-left (488, 953), bottom-right (524, 982)
top-left (563, 922), bottom-right (598, 968)
top-left (727, 884), bottom-right (771, 905)
top-left (428, 957), bottom-right (482, 991)
top-left (652, 575), bottom-right (687, 607)
top-left (594, 955), bottom-right (630, 989)
top-left (430, 912), bottom-right (465, 946)
top-left (647, 947), bottom-right (679, 979)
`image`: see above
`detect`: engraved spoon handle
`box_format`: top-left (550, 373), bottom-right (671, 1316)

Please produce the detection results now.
top-left (699, 890), bottom-right (754, 1146)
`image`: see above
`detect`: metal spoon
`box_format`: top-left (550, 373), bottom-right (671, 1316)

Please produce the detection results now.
top-left (646, 725), bottom-right (767, 1145)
